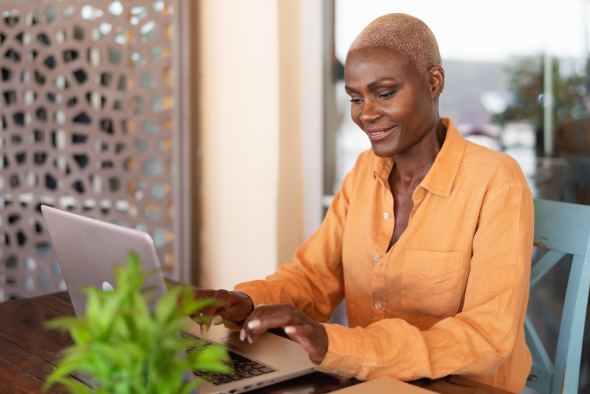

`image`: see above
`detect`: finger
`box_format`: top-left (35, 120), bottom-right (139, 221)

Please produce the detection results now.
top-left (194, 288), bottom-right (215, 300)
top-left (240, 305), bottom-right (295, 340)
top-left (191, 313), bottom-right (204, 325)
top-left (239, 306), bottom-right (264, 336)
top-left (200, 292), bottom-right (233, 332)
top-left (284, 324), bottom-right (320, 356)
top-left (242, 304), bottom-right (294, 326)
top-left (284, 324), bottom-right (314, 346)
top-left (201, 295), bottom-right (231, 315)
top-left (244, 310), bottom-right (306, 343)
top-left (199, 310), bottom-right (224, 334)
top-left (223, 301), bottom-right (252, 322)
top-left (203, 309), bottom-right (235, 330)
top-left (195, 290), bottom-right (231, 315)
top-left (201, 309), bottom-right (218, 333)
top-left (208, 305), bottom-right (248, 329)
top-left (192, 289), bottom-right (215, 322)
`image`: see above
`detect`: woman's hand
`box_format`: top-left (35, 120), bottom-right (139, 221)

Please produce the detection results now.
top-left (194, 289), bottom-right (253, 333)
top-left (240, 304), bottom-right (329, 361)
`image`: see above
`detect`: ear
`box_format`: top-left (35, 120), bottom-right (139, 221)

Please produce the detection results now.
top-left (428, 66), bottom-right (445, 98)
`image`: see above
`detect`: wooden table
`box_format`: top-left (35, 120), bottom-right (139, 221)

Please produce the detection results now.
top-left (0, 292), bottom-right (512, 394)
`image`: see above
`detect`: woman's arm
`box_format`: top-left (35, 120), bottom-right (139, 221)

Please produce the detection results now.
top-left (313, 184), bottom-right (533, 380)
top-left (234, 163), bottom-right (359, 323)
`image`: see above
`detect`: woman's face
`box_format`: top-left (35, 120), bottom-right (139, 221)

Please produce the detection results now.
top-left (344, 47), bottom-right (441, 158)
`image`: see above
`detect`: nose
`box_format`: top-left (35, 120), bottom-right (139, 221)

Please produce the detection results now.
top-left (359, 99), bottom-right (382, 124)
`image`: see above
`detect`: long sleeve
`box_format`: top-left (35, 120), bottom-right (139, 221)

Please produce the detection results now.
top-left (315, 184), bottom-right (533, 384)
top-left (232, 120), bottom-right (534, 393)
top-left (233, 166), bottom-right (357, 323)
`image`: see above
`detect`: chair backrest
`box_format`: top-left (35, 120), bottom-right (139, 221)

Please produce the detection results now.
top-left (525, 199), bottom-right (590, 394)
top-left (563, 157), bottom-right (590, 205)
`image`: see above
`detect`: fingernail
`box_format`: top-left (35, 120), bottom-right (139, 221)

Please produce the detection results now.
top-left (285, 326), bottom-right (296, 334)
top-left (247, 319), bottom-right (260, 329)
top-left (200, 324), bottom-right (207, 335)
top-left (247, 336), bottom-right (253, 344)
top-left (240, 329), bottom-right (246, 341)
top-left (212, 315), bottom-right (222, 325)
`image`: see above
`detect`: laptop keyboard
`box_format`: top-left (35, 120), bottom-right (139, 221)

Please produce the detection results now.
top-left (182, 332), bottom-right (276, 386)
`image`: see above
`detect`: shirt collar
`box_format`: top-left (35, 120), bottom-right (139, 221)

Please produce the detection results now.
top-left (372, 118), bottom-right (465, 198)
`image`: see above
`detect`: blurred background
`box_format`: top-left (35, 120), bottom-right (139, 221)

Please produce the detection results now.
top-left (1, 0), bottom-right (589, 392)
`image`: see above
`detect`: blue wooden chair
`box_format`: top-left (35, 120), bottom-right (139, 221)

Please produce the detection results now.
top-left (563, 157), bottom-right (590, 205)
top-left (525, 199), bottom-right (590, 393)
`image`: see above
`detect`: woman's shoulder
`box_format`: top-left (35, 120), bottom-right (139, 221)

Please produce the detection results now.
top-left (461, 140), bottom-right (529, 189)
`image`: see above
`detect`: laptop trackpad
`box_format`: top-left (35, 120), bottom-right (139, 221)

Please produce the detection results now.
top-left (220, 332), bottom-right (292, 355)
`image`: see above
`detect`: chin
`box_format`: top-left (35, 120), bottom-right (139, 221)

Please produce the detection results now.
top-left (370, 142), bottom-right (397, 158)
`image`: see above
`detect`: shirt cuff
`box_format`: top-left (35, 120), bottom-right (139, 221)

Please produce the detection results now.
top-left (233, 281), bottom-right (269, 307)
top-left (315, 324), bottom-right (363, 378)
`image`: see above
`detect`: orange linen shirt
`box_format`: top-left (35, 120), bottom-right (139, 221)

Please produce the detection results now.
top-left (234, 118), bottom-right (533, 393)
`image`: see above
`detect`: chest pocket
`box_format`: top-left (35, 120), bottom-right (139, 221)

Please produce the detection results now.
top-left (401, 250), bottom-right (466, 318)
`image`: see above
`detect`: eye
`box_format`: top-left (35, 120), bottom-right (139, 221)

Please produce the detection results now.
top-left (350, 98), bottom-right (362, 104)
top-left (379, 90), bottom-right (397, 99)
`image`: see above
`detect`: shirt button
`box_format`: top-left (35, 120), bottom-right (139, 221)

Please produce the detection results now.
top-left (383, 213), bottom-right (390, 219)
top-left (374, 255), bottom-right (381, 262)
top-left (375, 301), bottom-right (382, 309)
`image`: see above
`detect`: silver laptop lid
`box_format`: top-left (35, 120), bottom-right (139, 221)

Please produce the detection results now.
top-left (41, 205), bottom-right (168, 317)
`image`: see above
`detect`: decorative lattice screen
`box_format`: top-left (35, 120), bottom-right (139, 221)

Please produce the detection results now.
top-left (0, 0), bottom-right (188, 301)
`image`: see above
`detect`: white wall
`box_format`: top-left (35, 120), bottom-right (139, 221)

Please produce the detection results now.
top-left (198, 0), bottom-right (280, 290)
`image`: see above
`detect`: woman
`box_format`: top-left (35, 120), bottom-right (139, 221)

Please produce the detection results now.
top-left (197, 14), bottom-right (533, 393)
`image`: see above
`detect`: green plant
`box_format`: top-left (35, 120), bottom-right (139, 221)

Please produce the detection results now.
top-left (45, 252), bottom-right (231, 394)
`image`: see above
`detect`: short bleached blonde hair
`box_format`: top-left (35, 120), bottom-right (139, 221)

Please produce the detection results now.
top-left (349, 13), bottom-right (442, 73)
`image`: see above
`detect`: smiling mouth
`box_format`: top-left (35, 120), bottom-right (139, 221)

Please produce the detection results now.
top-left (366, 126), bottom-right (396, 141)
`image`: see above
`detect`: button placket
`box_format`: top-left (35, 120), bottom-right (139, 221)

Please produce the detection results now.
top-left (370, 175), bottom-right (392, 320)
top-left (371, 250), bottom-right (390, 322)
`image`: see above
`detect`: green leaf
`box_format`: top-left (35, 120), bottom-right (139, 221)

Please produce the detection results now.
top-left (191, 361), bottom-right (232, 374)
top-left (196, 345), bottom-right (229, 363)
top-left (45, 251), bottom-right (231, 394)
top-left (45, 316), bottom-right (83, 331)
top-left (156, 288), bottom-right (180, 324)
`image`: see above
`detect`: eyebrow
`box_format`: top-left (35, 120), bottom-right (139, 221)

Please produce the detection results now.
top-left (345, 77), bottom-right (397, 92)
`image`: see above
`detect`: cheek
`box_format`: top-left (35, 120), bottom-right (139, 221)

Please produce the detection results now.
top-left (383, 94), bottom-right (418, 121)
top-left (350, 105), bottom-right (363, 128)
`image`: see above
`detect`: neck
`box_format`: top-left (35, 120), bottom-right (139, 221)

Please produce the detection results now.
top-left (392, 118), bottom-right (446, 184)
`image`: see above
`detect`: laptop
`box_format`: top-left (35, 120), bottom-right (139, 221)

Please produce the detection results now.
top-left (41, 205), bottom-right (316, 394)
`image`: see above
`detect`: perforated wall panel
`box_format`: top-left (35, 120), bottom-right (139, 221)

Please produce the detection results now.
top-left (0, 0), bottom-right (180, 301)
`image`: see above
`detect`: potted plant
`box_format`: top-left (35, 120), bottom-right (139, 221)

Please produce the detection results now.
top-left (45, 252), bottom-right (231, 394)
